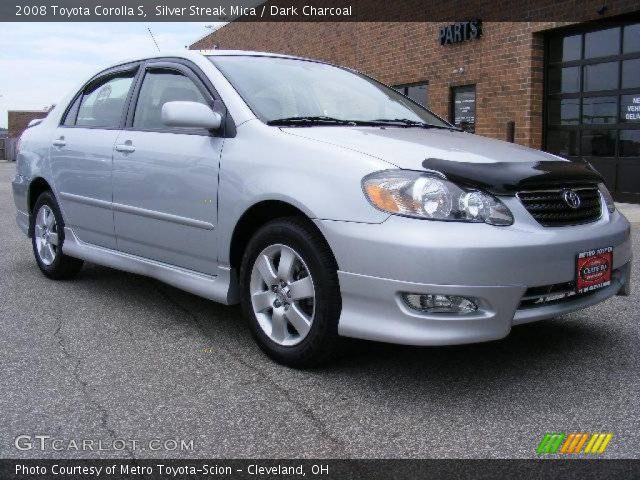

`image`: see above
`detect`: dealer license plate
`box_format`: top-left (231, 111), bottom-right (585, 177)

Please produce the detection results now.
top-left (576, 247), bottom-right (613, 294)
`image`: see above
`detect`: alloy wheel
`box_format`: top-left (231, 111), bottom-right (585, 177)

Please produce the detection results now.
top-left (34, 205), bottom-right (58, 266)
top-left (249, 244), bottom-right (316, 346)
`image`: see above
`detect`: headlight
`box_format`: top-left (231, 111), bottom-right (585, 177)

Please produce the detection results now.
top-left (362, 170), bottom-right (513, 226)
top-left (598, 183), bottom-right (615, 214)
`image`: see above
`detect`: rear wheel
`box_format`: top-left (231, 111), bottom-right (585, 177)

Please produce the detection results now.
top-left (31, 191), bottom-right (83, 280)
top-left (240, 217), bottom-right (341, 368)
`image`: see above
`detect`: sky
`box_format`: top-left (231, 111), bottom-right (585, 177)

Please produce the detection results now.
top-left (0, 22), bottom-right (223, 128)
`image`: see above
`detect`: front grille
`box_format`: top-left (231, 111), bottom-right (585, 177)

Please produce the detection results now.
top-left (517, 187), bottom-right (602, 227)
top-left (518, 267), bottom-right (620, 309)
top-left (519, 281), bottom-right (592, 309)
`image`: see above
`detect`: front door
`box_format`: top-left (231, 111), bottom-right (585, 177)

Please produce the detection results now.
top-left (112, 62), bottom-right (223, 275)
top-left (50, 67), bottom-right (138, 249)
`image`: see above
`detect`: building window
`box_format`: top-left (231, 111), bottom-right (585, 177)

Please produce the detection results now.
top-left (545, 21), bottom-right (640, 202)
top-left (393, 83), bottom-right (428, 107)
top-left (451, 84), bottom-right (476, 133)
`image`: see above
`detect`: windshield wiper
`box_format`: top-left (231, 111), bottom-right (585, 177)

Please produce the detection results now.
top-left (267, 116), bottom-right (359, 126)
top-left (267, 116), bottom-right (460, 130)
top-left (372, 118), bottom-right (460, 130)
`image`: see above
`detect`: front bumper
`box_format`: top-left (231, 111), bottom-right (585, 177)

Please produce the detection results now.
top-left (315, 201), bottom-right (632, 346)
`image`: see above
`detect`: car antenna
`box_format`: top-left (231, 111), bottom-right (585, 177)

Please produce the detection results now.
top-left (147, 26), bottom-right (161, 52)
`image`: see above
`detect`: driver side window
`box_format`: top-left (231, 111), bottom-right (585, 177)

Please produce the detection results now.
top-left (133, 70), bottom-right (208, 130)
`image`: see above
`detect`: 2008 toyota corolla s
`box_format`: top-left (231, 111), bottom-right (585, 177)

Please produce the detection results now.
top-left (12, 50), bottom-right (632, 367)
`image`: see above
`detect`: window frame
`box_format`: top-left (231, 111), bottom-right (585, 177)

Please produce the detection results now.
top-left (59, 62), bottom-right (141, 130)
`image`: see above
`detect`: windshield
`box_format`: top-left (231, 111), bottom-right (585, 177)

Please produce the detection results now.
top-left (210, 56), bottom-right (451, 128)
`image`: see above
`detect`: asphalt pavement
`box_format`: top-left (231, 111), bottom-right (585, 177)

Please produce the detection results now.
top-left (0, 161), bottom-right (638, 459)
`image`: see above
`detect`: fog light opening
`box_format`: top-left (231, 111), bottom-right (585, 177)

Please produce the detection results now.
top-left (402, 293), bottom-right (478, 314)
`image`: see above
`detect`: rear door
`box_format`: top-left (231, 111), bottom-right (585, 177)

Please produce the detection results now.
top-left (50, 64), bottom-right (139, 249)
top-left (111, 60), bottom-right (224, 275)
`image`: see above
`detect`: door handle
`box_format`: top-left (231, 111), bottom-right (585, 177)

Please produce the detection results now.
top-left (115, 143), bottom-right (135, 153)
top-left (52, 137), bottom-right (66, 147)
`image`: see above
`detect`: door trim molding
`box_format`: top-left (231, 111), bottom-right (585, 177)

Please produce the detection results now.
top-left (60, 192), bottom-right (215, 230)
top-left (60, 191), bottom-right (111, 209)
top-left (112, 202), bottom-right (214, 230)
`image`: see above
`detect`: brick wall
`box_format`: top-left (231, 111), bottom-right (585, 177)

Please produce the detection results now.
top-left (8, 111), bottom-right (48, 139)
top-left (191, 1), bottom-right (639, 148)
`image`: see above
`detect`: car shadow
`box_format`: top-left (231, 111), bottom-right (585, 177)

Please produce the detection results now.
top-left (76, 263), bottom-right (621, 392)
top-left (321, 317), bottom-right (620, 392)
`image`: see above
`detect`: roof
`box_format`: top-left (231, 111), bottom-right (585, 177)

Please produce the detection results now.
top-left (110, 49), bottom-right (309, 67)
top-left (194, 49), bottom-right (306, 60)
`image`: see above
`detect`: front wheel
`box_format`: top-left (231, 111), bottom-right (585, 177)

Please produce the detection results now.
top-left (31, 191), bottom-right (83, 280)
top-left (239, 217), bottom-right (342, 368)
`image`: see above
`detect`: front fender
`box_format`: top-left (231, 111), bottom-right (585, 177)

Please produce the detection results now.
top-left (216, 121), bottom-right (391, 265)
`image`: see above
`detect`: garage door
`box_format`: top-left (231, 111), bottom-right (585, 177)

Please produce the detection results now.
top-left (545, 21), bottom-right (640, 203)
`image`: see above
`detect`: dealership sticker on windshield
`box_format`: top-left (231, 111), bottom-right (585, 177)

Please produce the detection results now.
top-left (576, 247), bottom-right (613, 294)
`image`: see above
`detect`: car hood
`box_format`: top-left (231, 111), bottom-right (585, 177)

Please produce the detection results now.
top-left (282, 126), bottom-right (602, 194)
top-left (283, 126), bottom-right (558, 165)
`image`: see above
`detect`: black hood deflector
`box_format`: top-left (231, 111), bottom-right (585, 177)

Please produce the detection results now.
top-left (421, 158), bottom-right (603, 195)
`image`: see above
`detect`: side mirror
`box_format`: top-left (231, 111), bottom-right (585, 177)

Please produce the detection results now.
top-left (161, 101), bottom-right (222, 130)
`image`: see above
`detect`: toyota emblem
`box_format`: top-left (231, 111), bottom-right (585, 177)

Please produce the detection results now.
top-left (562, 189), bottom-right (581, 209)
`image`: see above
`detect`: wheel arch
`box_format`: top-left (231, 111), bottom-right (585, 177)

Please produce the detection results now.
top-left (228, 200), bottom-right (337, 272)
top-left (27, 177), bottom-right (55, 236)
top-left (28, 177), bottom-right (53, 214)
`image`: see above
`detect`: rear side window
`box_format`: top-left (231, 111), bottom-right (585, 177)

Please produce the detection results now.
top-left (76, 73), bottom-right (135, 128)
top-left (133, 70), bottom-right (208, 130)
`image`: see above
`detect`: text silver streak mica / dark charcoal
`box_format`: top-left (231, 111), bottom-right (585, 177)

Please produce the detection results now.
top-left (12, 50), bottom-right (632, 367)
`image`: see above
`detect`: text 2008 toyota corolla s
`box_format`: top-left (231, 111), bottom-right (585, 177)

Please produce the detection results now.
top-left (12, 50), bottom-right (632, 367)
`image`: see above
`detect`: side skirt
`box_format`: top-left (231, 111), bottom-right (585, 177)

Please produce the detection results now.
top-left (62, 228), bottom-right (240, 305)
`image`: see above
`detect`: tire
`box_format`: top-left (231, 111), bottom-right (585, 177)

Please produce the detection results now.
top-left (239, 217), bottom-right (342, 368)
top-left (31, 191), bottom-right (83, 280)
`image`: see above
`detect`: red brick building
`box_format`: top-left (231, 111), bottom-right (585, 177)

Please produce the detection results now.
top-left (191, 4), bottom-right (640, 202)
top-left (5, 110), bottom-right (48, 161)
top-left (8, 110), bottom-right (49, 139)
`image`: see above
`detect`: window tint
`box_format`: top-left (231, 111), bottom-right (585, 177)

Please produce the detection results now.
top-left (76, 74), bottom-right (135, 128)
top-left (620, 130), bottom-right (640, 156)
top-left (546, 129), bottom-right (578, 156)
top-left (133, 70), bottom-right (208, 130)
top-left (582, 96), bottom-right (617, 124)
top-left (581, 130), bottom-right (616, 156)
top-left (548, 66), bottom-right (580, 94)
top-left (583, 62), bottom-right (618, 92)
top-left (548, 34), bottom-right (581, 62)
top-left (547, 98), bottom-right (580, 125)
top-left (623, 24), bottom-right (640, 53)
top-left (622, 58), bottom-right (640, 89)
top-left (584, 27), bottom-right (620, 58)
